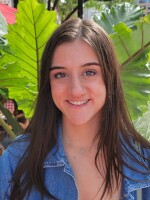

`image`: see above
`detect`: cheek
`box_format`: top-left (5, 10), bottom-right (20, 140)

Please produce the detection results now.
top-left (50, 81), bottom-right (66, 103)
top-left (94, 83), bottom-right (107, 104)
top-left (98, 87), bottom-right (106, 101)
top-left (91, 80), bottom-right (106, 95)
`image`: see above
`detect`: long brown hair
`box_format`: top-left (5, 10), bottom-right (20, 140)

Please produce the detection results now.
top-left (10, 18), bottom-right (150, 200)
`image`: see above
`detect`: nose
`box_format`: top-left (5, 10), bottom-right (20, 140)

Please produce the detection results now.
top-left (69, 76), bottom-right (86, 98)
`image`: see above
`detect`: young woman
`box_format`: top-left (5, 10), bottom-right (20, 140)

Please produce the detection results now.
top-left (0, 18), bottom-right (150, 200)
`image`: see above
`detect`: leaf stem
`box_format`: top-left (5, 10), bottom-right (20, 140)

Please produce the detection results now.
top-left (121, 41), bottom-right (150, 68)
top-left (0, 117), bottom-right (16, 139)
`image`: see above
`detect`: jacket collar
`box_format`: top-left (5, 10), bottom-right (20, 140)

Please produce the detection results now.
top-left (43, 123), bottom-right (74, 176)
top-left (43, 123), bottom-right (150, 193)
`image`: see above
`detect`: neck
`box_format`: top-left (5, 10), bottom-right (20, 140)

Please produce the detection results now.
top-left (62, 116), bottom-right (101, 148)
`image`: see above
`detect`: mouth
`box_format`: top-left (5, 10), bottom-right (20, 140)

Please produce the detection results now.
top-left (66, 99), bottom-right (90, 106)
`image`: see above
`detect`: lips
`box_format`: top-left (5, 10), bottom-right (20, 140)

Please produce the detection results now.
top-left (67, 100), bottom-right (89, 106)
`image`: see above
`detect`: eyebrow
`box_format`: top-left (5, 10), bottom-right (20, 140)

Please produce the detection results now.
top-left (49, 66), bottom-right (64, 71)
top-left (49, 62), bottom-right (100, 71)
top-left (82, 62), bottom-right (100, 67)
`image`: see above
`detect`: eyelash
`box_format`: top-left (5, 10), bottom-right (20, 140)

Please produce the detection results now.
top-left (83, 70), bottom-right (96, 76)
top-left (54, 70), bottom-right (96, 79)
top-left (54, 73), bottom-right (68, 79)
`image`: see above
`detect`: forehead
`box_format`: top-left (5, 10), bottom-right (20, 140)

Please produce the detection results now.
top-left (51, 39), bottom-right (99, 65)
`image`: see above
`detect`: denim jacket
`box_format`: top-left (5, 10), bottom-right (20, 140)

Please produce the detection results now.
top-left (0, 126), bottom-right (150, 200)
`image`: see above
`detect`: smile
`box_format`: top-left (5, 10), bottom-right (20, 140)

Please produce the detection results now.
top-left (67, 100), bottom-right (89, 106)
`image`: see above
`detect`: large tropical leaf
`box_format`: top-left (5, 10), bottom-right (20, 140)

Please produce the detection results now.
top-left (134, 102), bottom-right (150, 141)
top-left (0, 0), bottom-right (58, 117)
top-left (0, 56), bottom-right (28, 87)
top-left (110, 15), bottom-right (150, 119)
top-left (94, 3), bottom-right (143, 34)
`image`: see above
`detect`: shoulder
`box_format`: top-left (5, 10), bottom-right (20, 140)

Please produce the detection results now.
top-left (129, 138), bottom-right (150, 167)
top-left (121, 135), bottom-right (150, 163)
top-left (0, 133), bottom-right (30, 178)
top-left (120, 136), bottom-right (150, 196)
top-left (121, 136), bottom-right (150, 182)
top-left (0, 134), bottom-right (30, 198)
top-left (2, 133), bottom-right (30, 158)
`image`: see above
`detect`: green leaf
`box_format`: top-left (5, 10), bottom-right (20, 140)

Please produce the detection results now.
top-left (6, 0), bottom-right (58, 81)
top-left (121, 56), bottom-right (150, 118)
top-left (0, 0), bottom-right (58, 117)
top-left (94, 3), bottom-right (143, 34)
top-left (134, 102), bottom-right (150, 141)
top-left (0, 56), bottom-right (28, 88)
top-left (111, 14), bottom-right (150, 65)
top-left (110, 15), bottom-right (150, 119)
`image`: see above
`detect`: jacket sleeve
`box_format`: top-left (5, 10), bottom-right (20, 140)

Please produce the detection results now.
top-left (142, 147), bottom-right (150, 168)
top-left (0, 135), bottom-right (29, 199)
top-left (0, 149), bottom-right (14, 199)
top-left (142, 147), bottom-right (150, 199)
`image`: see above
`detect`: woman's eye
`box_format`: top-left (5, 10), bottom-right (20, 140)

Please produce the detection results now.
top-left (54, 73), bottom-right (67, 79)
top-left (83, 70), bottom-right (96, 76)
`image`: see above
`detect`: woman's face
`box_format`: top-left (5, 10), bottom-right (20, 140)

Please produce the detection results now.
top-left (50, 39), bottom-right (106, 126)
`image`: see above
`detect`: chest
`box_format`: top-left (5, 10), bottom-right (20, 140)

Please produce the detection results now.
top-left (25, 164), bottom-right (145, 200)
top-left (66, 151), bottom-right (122, 200)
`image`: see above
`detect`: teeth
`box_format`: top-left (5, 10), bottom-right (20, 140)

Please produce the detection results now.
top-left (68, 100), bottom-right (88, 105)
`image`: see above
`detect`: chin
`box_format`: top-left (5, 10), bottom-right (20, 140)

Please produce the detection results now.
top-left (66, 116), bottom-right (93, 127)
